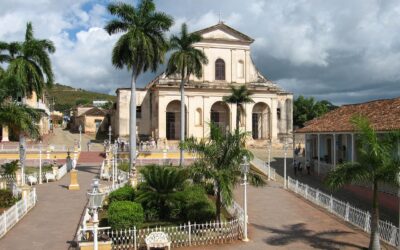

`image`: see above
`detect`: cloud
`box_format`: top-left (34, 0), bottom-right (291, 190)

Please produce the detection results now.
top-left (0, 0), bottom-right (400, 105)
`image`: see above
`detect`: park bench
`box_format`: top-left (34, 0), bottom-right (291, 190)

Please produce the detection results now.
top-left (27, 175), bottom-right (38, 186)
top-left (100, 171), bottom-right (111, 181)
top-left (145, 232), bottom-right (171, 250)
top-left (45, 172), bottom-right (56, 183)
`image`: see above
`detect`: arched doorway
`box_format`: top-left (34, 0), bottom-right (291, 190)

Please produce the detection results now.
top-left (166, 100), bottom-right (187, 140)
top-left (211, 101), bottom-right (230, 134)
top-left (252, 102), bottom-right (271, 139)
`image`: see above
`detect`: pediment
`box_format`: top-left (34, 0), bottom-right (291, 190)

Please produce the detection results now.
top-left (195, 22), bottom-right (254, 44)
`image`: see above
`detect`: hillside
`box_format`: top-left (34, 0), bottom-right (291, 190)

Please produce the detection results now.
top-left (46, 83), bottom-right (116, 113)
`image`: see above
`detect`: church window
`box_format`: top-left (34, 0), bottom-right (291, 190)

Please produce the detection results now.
top-left (237, 60), bottom-right (244, 78)
top-left (277, 108), bottom-right (281, 120)
top-left (195, 108), bottom-right (202, 126)
top-left (215, 59), bottom-right (225, 80)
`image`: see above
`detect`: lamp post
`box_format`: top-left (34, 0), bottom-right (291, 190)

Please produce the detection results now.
top-left (267, 139), bottom-right (271, 180)
top-left (87, 179), bottom-right (105, 250)
top-left (108, 126), bottom-right (112, 145)
top-left (241, 156), bottom-right (249, 242)
top-left (112, 143), bottom-right (118, 189)
top-left (283, 139), bottom-right (289, 189)
top-left (19, 145), bottom-right (26, 185)
top-left (39, 141), bottom-right (42, 184)
top-left (79, 125), bottom-right (82, 149)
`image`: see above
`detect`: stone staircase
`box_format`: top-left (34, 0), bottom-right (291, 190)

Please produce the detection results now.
top-left (78, 151), bottom-right (105, 164)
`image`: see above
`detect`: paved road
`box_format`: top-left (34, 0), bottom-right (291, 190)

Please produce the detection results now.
top-left (183, 182), bottom-right (392, 250)
top-left (0, 164), bottom-right (99, 250)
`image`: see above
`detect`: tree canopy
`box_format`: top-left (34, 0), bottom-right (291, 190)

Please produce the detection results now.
top-left (293, 95), bottom-right (336, 128)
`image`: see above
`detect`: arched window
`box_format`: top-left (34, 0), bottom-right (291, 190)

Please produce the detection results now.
top-left (195, 108), bottom-right (202, 126)
top-left (237, 60), bottom-right (244, 78)
top-left (215, 59), bottom-right (225, 80)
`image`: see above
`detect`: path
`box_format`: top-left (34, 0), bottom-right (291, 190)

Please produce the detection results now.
top-left (184, 182), bottom-right (393, 250)
top-left (0, 164), bottom-right (99, 250)
top-left (250, 148), bottom-right (398, 224)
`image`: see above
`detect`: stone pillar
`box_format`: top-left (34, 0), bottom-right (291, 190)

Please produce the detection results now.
top-left (1, 126), bottom-right (9, 142)
top-left (15, 168), bottom-right (23, 186)
top-left (270, 99), bottom-right (278, 142)
top-left (158, 98), bottom-right (167, 139)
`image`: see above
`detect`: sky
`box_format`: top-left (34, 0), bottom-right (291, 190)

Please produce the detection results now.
top-left (1, 0), bottom-right (400, 105)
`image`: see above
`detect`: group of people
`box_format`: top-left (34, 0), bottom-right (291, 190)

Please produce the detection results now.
top-left (293, 159), bottom-right (312, 176)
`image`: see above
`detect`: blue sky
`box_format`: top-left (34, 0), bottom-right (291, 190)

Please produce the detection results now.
top-left (1, 0), bottom-right (400, 105)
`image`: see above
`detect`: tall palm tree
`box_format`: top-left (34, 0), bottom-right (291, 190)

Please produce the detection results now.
top-left (223, 85), bottom-right (254, 131)
top-left (2, 22), bottom-right (55, 182)
top-left (166, 23), bottom-right (208, 166)
top-left (325, 116), bottom-right (400, 250)
top-left (182, 123), bottom-right (266, 221)
top-left (105, 0), bottom-right (173, 176)
top-left (136, 164), bottom-right (188, 220)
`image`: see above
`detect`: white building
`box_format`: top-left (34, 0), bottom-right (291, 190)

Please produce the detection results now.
top-left (113, 23), bottom-right (293, 146)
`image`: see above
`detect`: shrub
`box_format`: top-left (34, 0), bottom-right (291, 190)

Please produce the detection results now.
top-left (180, 185), bottom-right (216, 223)
top-left (108, 186), bottom-right (135, 204)
top-left (1, 160), bottom-right (19, 175)
top-left (108, 201), bottom-right (144, 230)
top-left (0, 190), bottom-right (18, 208)
top-left (118, 162), bottom-right (129, 172)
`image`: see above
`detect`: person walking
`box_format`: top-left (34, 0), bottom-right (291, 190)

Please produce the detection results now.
top-left (293, 159), bottom-right (298, 176)
top-left (298, 161), bottom-right (303, 176)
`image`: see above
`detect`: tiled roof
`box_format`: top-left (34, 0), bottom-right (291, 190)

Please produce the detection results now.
top-left (296, 97), bottom-right (400, 133)
top-left (79, 107), bottom-right (107, 117)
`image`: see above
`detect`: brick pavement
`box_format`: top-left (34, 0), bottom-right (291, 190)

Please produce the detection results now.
top-left (0, 164), bottom-right (99, 250)
top-left (182, 182), bottom-right (393, 250)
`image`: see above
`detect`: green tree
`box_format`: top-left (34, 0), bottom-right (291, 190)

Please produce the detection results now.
top-left (181, 123), bottom-right (266, 221)
top-left (293, 95), bottom-right (336, 128)
top-left (1, 160), bottom-right (19, 175)
top-left (74, 98), bottom-right (90, 106)
top-left (166, 23), bottom-right (208, 166)
top-left (136, 165), bottom-right (188, 220)
top-left (223, 85), bottom-right (254, 130)
top-left (105, 0), bottom-right (173, 175)
top-left (325, 116), bottom-right (400, 250)
top-left (3, 22), bottom-right (55, 174)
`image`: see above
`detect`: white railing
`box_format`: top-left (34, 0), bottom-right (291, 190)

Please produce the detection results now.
top-left (0, 144), bottom-right (69, 152)
top-left (287, 177), bottom-right (399, 247)
top-left (56, 163), bottom-right (67, 180)
top-left (225, 200), bottom-right (245, 231)
top-left (78, 219), bottom-right (241, 249)
top-left (250, 157), bottom-right (276, 181)
top-left (0, 188), bottom-right (37, 238)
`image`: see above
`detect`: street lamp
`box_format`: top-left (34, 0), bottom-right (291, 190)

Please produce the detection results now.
top-left (87, 179), bottom-right (105, 250)
top-left (39, 141), bottom-right (42, 184)
top-left (19, 145), bottom-right (26, 185)
top-left (112, 143), bottom-right (118, 189)
top-left (283, 138), bottom-right (289, 189)
top-left (79, 125), bottom-right (82, 149)
top-left (267, 139), bottom-right (271, 180)
top-left (108, 126), bottom-right (112, 145)
top-left (241, 156), bottom-right (249, 242)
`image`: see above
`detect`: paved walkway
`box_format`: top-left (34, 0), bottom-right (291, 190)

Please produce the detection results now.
top-left (184, 182), bottom-right (394, 250)
top-left (0, 164), bottom-right (99, 250)
top-left (250, 148), bottom-right (398, 224)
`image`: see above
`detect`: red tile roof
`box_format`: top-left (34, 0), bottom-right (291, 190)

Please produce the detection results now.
top-left (296, 97), bottom-right (400, 133)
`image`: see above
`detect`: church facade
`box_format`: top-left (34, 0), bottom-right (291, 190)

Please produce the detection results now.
top-left (113, 23), bottom-right (293, 146)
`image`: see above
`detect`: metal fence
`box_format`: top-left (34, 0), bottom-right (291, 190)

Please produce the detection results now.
top-left (287, 177), bottom-right (399, 247)
top-left (0, 188), bottom-right (37, 238)
top-left (78, 219), bottom-right (241, 250)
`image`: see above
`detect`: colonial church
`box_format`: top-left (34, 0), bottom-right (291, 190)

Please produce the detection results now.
top-left (112, 23), bottom-right (293, 146)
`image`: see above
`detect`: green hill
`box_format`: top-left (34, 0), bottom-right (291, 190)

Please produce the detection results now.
top-left (46, 83), bottom-right (116, 113)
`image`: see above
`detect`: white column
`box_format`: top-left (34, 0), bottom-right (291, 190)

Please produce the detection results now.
top-left (351, 133), bottom-right (355, 163)
top-left (317, 134), bottom-right (320, 176)
top-left (333, 133), bottom-right (336, 169)
top-left (270, 99), bottom-right (278, 141)
top-left (158, 98), bottom-right (167, 139)
top-left (1, 126), bottom-right (9, 142)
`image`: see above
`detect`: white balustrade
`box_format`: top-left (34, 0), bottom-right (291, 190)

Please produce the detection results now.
top-left (287, 176), bottom-right (399, 247)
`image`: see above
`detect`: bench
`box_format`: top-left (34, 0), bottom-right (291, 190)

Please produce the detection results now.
top-left (145, 232), bottom-right (171, 250)
top-left (45, 172), bottom-right (56, 183)
top-left (100, 171), bottom-right (111, 181)
top-left (27, 175), bottom-right (38, 186)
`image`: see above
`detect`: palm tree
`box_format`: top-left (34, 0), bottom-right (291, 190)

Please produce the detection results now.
top-left (136, 165), bottom-right (188, 220)
top-left (223, 85), bottom-right (254, 131)
top-left (182, 123), bottom-right (266, 221)
top-left (4, 22), bottom-right (55, 180)
top-left (325, 116), bottom-right (400, 250)
top-left (166, 23), bottom-right (208, 166)
top-left (105, 1), bottom-right (173, 176)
